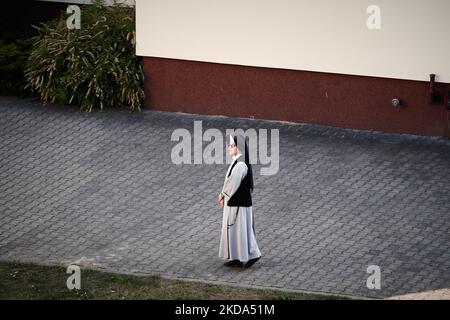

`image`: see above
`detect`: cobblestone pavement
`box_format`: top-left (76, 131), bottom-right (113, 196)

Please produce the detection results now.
top-left (1, 96), bottom-right (450, 299)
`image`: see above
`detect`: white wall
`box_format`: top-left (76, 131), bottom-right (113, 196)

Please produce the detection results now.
top-left (136, 0), bottom-right (450, 83)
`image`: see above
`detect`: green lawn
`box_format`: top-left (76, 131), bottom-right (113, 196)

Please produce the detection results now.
top-left (0, 261), bottom-right (347, 300)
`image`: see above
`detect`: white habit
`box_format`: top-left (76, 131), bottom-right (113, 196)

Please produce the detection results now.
top-left (219, 154), bottom-right (261, 262)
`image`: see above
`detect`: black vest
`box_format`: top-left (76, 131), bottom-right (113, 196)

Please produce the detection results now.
top-left (227, 157), bottom-right (252, 207)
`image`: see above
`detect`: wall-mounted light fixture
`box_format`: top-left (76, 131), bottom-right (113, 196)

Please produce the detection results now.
top-left (447, 88), bottom-right (450, 110)
top-left (391, 98), bottom-right (401, 107)
top-left (429, 74), bottom-right (443, 104)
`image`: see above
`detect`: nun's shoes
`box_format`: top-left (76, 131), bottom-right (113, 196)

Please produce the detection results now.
top-left (244, 256), bottom-right (261, 269)
top-left (224, 260), bottom-right (244, 267)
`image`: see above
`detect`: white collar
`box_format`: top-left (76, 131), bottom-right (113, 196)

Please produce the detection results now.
top-left (232, 153), bottom-right (243, 161)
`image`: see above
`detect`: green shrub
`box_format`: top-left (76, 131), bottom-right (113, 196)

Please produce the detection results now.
top-left (25, 0), bottom-right (144, 111)
top-left (0, 38), bottom-right (33, 95)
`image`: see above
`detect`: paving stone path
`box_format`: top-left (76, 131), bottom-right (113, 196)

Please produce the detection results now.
top-left (1, 96), bottom-right (449, 299)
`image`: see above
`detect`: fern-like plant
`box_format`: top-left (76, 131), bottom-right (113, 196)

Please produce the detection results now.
top-left (25, 0), bottom-right (144, 111)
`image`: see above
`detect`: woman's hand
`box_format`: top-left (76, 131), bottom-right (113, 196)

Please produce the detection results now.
top-left (218, 193), bottom-right (224, 208)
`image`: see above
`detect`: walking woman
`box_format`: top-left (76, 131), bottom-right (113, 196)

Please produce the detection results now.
top-left (218, 133), bottom-right (261, 268)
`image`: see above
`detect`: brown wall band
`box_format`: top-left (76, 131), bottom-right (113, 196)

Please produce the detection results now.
top-left (143, 57), bottom-right (450, 138)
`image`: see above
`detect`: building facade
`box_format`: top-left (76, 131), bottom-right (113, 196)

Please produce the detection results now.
top-left (136, 0), bottom-right (450, 138)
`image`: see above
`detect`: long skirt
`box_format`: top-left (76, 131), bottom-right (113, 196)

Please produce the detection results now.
top-left (218, 205), bottom-right (261, 262)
